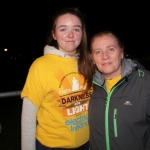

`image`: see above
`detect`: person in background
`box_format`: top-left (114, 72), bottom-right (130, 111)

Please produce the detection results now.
top-left (80, 31), bottom-right (150, 150)
top-left (21, 7), bottom-right (92, 150)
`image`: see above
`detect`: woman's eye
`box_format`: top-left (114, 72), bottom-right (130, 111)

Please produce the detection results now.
top-left (74, 28), bottom-right (80, 32)
top-left (109, 47), bottom-right (114, 51)
top-left (60, 28), bottom-right (66, 31)
top-left (95, 50), bottom-right (101, 55)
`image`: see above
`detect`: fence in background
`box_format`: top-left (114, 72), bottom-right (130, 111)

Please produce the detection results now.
top-left (0, 91), bottom-right (21, 98)
top-left (0, 90), bottom-right (21, 134)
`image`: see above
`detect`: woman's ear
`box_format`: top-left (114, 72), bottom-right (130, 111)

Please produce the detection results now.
top-left (52, 30), bottom-right (56, 40)
top-left (89, 54), bottom-right (93, 61)
top-left (89, 54), bottom-right (95, 64)
top-left (121, 50), bottom-right (124, 59)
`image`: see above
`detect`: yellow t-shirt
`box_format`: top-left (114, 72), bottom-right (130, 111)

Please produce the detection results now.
top-left (21, 54), bottom-right (92, 148)
top-left (105, 75), bottom-right (121, 93)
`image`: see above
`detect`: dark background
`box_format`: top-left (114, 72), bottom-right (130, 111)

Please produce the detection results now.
top-left (1, 1), bottom-right (150, 59)
top-left (0, 1), bottom-right (150, 150)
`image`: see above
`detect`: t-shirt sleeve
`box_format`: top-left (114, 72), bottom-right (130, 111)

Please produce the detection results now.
top-left (21, 59), bottom-right (46, 107)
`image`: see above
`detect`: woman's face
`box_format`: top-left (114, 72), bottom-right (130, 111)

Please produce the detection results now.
top-left (52, 13), bottom-right (82, 56)
top-left (91, 35), bottom-right (123, 79)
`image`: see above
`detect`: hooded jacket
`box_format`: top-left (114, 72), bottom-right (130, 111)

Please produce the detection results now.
top-left (89, 58), bottom-right (150, 150)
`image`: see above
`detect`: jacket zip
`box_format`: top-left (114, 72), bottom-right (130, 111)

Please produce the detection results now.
top-left (114, 108), bottom-right (118, 137)
top-left (93, 79), bottom-right (126, 150)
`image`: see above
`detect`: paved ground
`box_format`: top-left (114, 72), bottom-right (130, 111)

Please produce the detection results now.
top-left (0, 96), bottom-right (22, 150)
top-left (0, 65), bottom-right (30, 150)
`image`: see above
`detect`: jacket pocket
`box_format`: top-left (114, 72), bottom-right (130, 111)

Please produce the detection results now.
top-left (114, 108), bottom-right (118, 137)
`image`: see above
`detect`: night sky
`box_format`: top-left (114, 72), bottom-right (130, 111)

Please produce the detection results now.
top-left (1, 1), bottom-right (150, 59)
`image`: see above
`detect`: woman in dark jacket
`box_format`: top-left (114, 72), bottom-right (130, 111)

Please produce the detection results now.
top-left (79, 31), bottom-right (150, 150)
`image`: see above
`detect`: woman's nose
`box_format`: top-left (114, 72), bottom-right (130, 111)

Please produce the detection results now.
top-left (67, 31), bottom-right (74, 38)
top-left (102, 51), bottom-right (109, 59)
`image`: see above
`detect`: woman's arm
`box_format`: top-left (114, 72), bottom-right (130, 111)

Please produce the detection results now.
top-left (21, 97), bottom-right (38, 150)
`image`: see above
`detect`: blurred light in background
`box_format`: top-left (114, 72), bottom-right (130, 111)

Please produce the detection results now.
top-left (4, 48), bottom-right (8, 52)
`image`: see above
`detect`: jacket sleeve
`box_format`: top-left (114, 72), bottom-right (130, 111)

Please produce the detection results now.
top-left (146, 98), bottom-right (150, 149)
top-left (146, 96), bottom-right (150, 121)
top-left (21, 97), bottom-right (38, 150)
